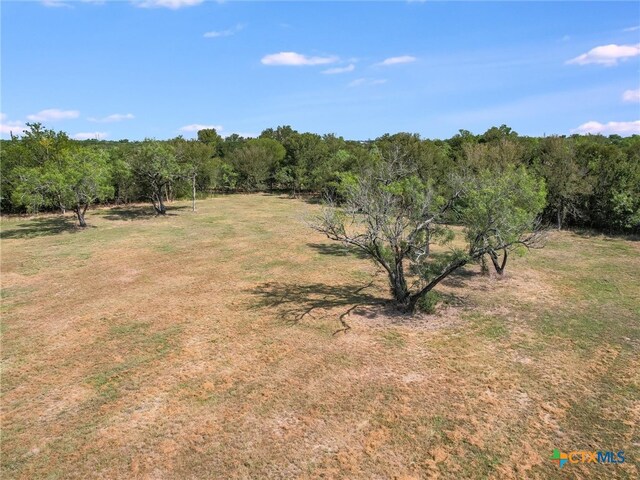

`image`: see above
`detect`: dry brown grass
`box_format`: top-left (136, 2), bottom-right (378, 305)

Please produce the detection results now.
top-left (1, 194), bottom-right (638, 479)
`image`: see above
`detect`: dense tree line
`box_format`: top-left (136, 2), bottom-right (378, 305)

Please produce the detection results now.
top-left (1, 123), bottom-right (638, 233)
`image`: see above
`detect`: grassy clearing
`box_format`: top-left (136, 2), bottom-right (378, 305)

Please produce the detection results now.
top-left (1, 194), bottom-right (638, 479)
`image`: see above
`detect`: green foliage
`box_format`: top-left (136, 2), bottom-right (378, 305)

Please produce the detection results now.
top-left (8, 124), bottom-right (113, 225)
top-left (461, 166), bottom-right (547, 252)
top-left (217, 162), bottom-right (238, 192)
top-left (56, 148), bottom-right (114, 209)
top-left (1, 122), bottom-right (637, 234)
top-left (196, 128), bottom-right (222, 153)
top-left (416, 290), bottom-right (440, 314)
top-left (534, 136), bottom-right (587, 229)
top-left (229, 138), bottom-right (286, 191)
top-left (130, 140), bottom-right (180, 214)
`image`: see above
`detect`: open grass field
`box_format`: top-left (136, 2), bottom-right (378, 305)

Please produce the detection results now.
top-left (1, 194), bottom-right (639, 479)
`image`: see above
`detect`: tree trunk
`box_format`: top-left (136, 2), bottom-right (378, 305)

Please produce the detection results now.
top-left (389, 261), bottom-right (411, 311)
top-left (152, 189), bottom-right (166, 215)
top-left (192, 174), bottom-right (197, 212)
top-left (407, 258), bottom-right (468, 312)
top-left (75, 204), bottom-right (87, 228)
top-left (557, 200), bottom-right (563, 230)
top-left (158, 191), bottom-right (166, 215)
top-left (489, 249), bottom-right (508, 276)
top-left (480, 255), bottom-right (490, 275)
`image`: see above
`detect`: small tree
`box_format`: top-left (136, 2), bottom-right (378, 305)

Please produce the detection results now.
top-left (459, 166), bottom-right (547, 276)
top-left (11, 147), bottom-right (113, 227)
top-left (229, 138), bottom-right (286, 191)
top-left (312, 155), bottom-right (546, 313)
top-left (131, 141), bottom-right (180, 215)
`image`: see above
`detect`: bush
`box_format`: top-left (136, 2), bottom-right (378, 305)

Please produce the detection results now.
top-left (417, 290), bottom-right (440, 314)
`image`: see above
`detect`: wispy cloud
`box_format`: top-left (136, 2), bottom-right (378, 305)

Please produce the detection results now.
top-left (571, 120), bottom-right (640, 135)
top-left (376, 55), bottom-right (417, 66)
top-left (622, 89), bottom-right (640, 103)
top-left (72, 132), bottom-right (109, 140)
top-left (566, 43), bottom-right (640, 66)
top-left (133, 0), bottom-right (204, 10)
top-left (261, 52), bottom-right (338, 66)
top-left (204, 24), bottom-right (245, 38)
top-left (27, 109), bottom-right (80, 121)
top-left (179, 124), bottom-right (223, 132)
top-left (348, 78), bottom-right (387, 88)
top-left (623, 25), bottom-right (640, 32)
top-left (322, 64), bottom-right (355, 75)
top-left (41, 0), bottom-right (72, 8)
top-left (88, 113), bottom-right (135, 123)
top-left (0, 114), bottom-right (28, 136)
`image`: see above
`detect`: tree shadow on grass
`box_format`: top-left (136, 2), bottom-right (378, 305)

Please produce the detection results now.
top-left (306, 242), bottom-right (370, 260)
top-left (100, 204), bottom-right (188, 221)
top-left (572, 228), bottom-right (639, 242)
top-left (250, 281), bottom-right (387, 333)
top-left (0, 216), bottom-right (85, 239)
top-left (272, 192), bottom-right (322, 204)
top-left (439, 266), bottom-right (481, 289)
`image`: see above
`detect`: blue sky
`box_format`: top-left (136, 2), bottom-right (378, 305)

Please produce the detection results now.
top-left (1, 0), bottom-right (639, 140)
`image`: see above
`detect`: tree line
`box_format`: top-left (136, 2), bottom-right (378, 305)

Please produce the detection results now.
top-left (1, 123), bottom-right (638, 233)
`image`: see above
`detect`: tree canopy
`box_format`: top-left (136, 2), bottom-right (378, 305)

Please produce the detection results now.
top-left (1, 123), bottom-right (638, 234)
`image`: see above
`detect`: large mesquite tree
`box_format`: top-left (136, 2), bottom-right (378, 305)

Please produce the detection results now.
top-left (313, 154), bottom-right (546, 312)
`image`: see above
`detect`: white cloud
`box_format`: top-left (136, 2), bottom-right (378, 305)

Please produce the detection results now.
top-left (622, 89), bottom-right (640, 103)
top-left (623, 25), bottom-right (640, 32)
top-left (27, 109), bottom-right (79, 122)
top-left (571, 120), bottom-right (640, 136)
top-left (322, 64), bottom-right (355, 75)
top-left (179, 124), bottom-right (223, 132)
top-left (566, 43), bottom-right (640, 66)
top-left (376, 55), bottom-right (417, 66)
top-left (348, 78), bottom-right (387, 87)
top-left (0, 115), bottom-right (28, 136)
top-left (133, 0), bottom-right (204, 9)
top-left (72, 132), bottom-right (109, 140)
top-left (204, 24), bottom-right (245, 38)
top-left (261, 52), bottom-right (338, 66)
top-left (88, 113), bottom-right (135, 123)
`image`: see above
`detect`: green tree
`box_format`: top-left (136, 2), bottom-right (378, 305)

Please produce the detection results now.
top-left (460, 166), bottom-right (547, 276)
top-left (131, 141), bottom-right (180, 215)
top-left (535, 136), bottom-right (586, 229)
top-left (1, 123), bottom-right (72, 213)
top-left (228, 138), bottom-right (286, 191)
top-left (313, 153), bottom-right (546, 313)
top-left (197, 128), bottom-right (222, 154)
top-left (172, 138), bottom-right (215, 211)
top-left (109, 145), bottom-right (135, 205)
top-left (11, 147), bottom-right (113, 227)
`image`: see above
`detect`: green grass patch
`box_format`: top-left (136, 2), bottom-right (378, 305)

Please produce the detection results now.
top-left (377, 329), bottom-right (407, 348)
